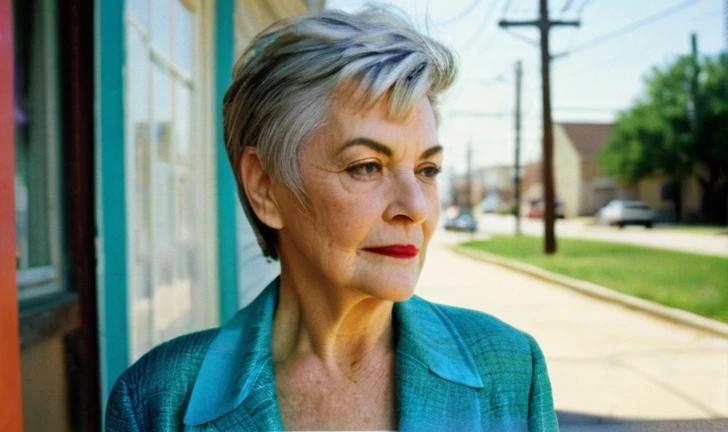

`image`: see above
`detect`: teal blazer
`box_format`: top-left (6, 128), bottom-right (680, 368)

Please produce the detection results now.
top-left (106, 278), bottom-right (558, 431)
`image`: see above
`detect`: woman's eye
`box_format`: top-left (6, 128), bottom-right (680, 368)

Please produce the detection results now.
top-left (346, 161), bottom-right (382, 180)
top-left (418, 165), bottom-right (441, 179)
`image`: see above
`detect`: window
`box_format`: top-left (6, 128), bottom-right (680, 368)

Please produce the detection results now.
top-left (125, 0), bottom-right (217, 361)
top-left (13, 0), bottom-right (64, 302)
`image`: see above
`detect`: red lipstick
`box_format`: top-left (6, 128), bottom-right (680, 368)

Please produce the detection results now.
top-left (363, 244), bottom-right (419, 259)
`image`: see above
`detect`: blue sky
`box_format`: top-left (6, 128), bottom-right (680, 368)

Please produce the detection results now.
top-left (325, 0), bottom-right (726, 173)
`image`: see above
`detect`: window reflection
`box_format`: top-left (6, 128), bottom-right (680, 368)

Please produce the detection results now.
top-left (126, 0), bottom-right (210, 361)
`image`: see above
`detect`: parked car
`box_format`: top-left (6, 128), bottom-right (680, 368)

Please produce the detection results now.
top-left (597, 200), bottom-right (655, 228)
top-left (479, 193), bottom-right (502, 213)
top-left (526, 198), bottom-right (565, 219)
top-left (444, 212), bottom-right (478, 233)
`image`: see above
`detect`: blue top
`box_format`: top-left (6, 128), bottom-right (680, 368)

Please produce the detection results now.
top-left (106, 278), bottom-right (558, 431)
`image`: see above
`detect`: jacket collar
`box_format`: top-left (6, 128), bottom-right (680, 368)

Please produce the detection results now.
top-left (394, 295), bottom-right (484, 430)
top-left (183, 277), bottom-right (484, 427)
top-left (183, 278), bottom-right (281, 427)
top-left (394, 295), bottom-right (484, 389)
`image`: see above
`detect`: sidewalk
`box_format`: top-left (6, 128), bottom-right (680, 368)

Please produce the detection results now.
top-left (418, 233), bottom-right (728, 421)
top-left (477, 214), bottom-right (728, 257)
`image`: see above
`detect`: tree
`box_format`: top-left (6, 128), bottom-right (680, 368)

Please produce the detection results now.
top-left (601, 53), bottom-right (728, 224)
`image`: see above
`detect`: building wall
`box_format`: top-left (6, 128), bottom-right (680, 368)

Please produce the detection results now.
top-left (580, 159), bottom-right (613, 215)
top-left (21, 335), bottom-right (71, 432)
top-left (681, 175), bottom-right (703, 222)
top-left (553, 124), bottom-right (581, 218)
top-left (636, 175), bottom-right (667, 211)
top-left (231, 0), bottom-right (315, 307)
top-left (635, 173), bottom-right (702, 222)
top-left (234, 0), bottom-right (309, 47)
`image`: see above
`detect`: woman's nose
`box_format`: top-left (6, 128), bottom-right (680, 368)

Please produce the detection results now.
top-left (383, 170), bottom-right (430, 225)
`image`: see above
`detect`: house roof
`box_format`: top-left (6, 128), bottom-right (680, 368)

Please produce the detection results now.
top-left (558, 122), bottom-right (612, 160)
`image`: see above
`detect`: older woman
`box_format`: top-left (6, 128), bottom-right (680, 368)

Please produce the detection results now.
top-left (106, 8), bottom-right (557, 432)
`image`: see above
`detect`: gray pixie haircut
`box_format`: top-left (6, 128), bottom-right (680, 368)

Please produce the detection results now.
top-left (223, 7), bottom-right (457, 259)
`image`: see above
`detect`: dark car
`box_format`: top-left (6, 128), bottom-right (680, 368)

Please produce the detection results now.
top-left (445, 212), bottom-right (478, 233)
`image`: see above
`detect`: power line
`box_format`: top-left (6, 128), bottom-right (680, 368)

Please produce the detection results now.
top-left (560, 5), bottom-right (720, 78)
top-left (552, 106), bottom-right (620, 112)
top-left (448, 109), bottom-right (512, 118)
top-left (435, 0), bottom-right (482, 26)
top-left (568, 0), bottom-right (704, 55)
top-left (502, 28), bottom-right (540, 46)
top-left (458, 0), bottom-right (503, 51)
top-left (576, 0), bottom-right (595, 17)
top-left (561, 0), bottom-right (577, 14)
top-left (502, 0), bottom-right (513, 16)
top-left (560, 0), bottom-right (595, 53)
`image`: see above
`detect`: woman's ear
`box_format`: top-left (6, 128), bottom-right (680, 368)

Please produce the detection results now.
top-left (239, 147), bottom-right (285, 230)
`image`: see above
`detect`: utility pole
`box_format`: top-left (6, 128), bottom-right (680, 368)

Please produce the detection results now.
top-left (724, 0), bottom-right (727, 51)
top-left (690, 33), bottom-right (700, 126)
top-left (466, 139), bottom-right (473, 210)
top-left (513, 60), bottom-right (523, 236)
top-left (499, 0), bottom-right (579, 254)
top-left (689, 33), bottom-right (700, 223)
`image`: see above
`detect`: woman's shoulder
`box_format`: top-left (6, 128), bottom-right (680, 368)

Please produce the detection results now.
top-left (105, 328), bottom-right (220, 430)
top-left (410, 295), bottom-right (541, 358)
top-left (122, 328), bottom-right (219, 381)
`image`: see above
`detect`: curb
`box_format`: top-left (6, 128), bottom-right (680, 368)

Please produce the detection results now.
top-left (452, 245), bottom-right (728, 339)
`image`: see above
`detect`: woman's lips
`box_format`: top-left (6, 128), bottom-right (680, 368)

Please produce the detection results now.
top-left (363, 244), bottom-right (419, 259)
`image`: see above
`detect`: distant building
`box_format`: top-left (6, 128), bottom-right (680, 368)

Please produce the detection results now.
top-left (553, 122), bottom-right (615, 217)
top-left (553, 122), bottom-right (702, 220)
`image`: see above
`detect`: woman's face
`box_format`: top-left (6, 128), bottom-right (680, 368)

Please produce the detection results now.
top-left (273, 94), bottom-right (442, 301)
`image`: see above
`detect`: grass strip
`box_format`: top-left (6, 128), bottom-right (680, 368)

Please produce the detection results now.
top-left (460, 236), bottom-right (728, 323)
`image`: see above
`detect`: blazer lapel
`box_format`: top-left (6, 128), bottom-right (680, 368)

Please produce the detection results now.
top-left (395, 296), bottom-right (484, 431)
top-left (184, 278), bottom-right (284, 431)
top-left (207, 362), bottom-right (283, 431)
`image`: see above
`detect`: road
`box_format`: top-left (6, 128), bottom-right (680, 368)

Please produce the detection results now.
top-left (474, 214), bottom-right (728, 257)
top-left (417, 230), bottom-right (728, 422)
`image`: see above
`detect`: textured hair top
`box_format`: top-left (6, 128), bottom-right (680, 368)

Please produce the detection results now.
top-left (223, 7), bottom-right (458, 258)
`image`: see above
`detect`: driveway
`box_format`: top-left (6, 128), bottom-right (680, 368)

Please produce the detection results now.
top-left (475, 214), bottom-right (728, 257)
top-left (418, 231), bottom-right (728, 422)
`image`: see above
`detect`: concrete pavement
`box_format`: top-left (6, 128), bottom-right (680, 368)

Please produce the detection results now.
top-left (477, 214), bottom-right (728, 257)
top-left (417, 231), bottom-right (728, 422)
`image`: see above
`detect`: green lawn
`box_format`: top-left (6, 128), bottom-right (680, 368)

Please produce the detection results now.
top-left (460, 236), bottom-right (728, 323)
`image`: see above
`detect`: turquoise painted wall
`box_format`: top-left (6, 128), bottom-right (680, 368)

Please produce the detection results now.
top-left (215, 0), bottom-right (240, 323)
top-left (95, 0), bottom-right (128, 406)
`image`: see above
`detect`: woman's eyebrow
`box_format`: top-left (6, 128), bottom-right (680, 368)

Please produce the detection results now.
top-left (337, 138), bottom-right (442, 160)
top-left (337, 137), bottom-right (393, 157)
top-left (420, 145), bottom-right (443, 160)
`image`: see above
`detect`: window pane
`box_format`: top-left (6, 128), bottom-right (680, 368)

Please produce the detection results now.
top-left (127, 0), bottom-right (148, 27)
top-left (13, 0), bottom-right (53, 275)
top-left (127, 23), bottom-right (153, 359)
top-left (174, 83), bottom-right (192, 163)
top-left (173, 0), bottom-right (195, 76)
top-left (150, 0), bottom-right (171, 54)
top-left (127, 0), bottom-right (212, 360)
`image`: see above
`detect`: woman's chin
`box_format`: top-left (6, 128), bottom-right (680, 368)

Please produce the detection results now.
top-left (353, 271), bottom-right (420, 302)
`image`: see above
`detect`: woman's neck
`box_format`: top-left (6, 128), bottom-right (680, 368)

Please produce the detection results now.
top-left (271, 270), bottom-right (394, 379)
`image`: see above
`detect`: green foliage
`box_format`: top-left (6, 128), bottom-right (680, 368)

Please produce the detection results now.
top-left (460, 236), bottom-right (728, 322)
top-left (601, 54), bottom-right (728, 184)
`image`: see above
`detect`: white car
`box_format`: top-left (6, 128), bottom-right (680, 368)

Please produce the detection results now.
top-left (597, 200), bottom-right (655, 228)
